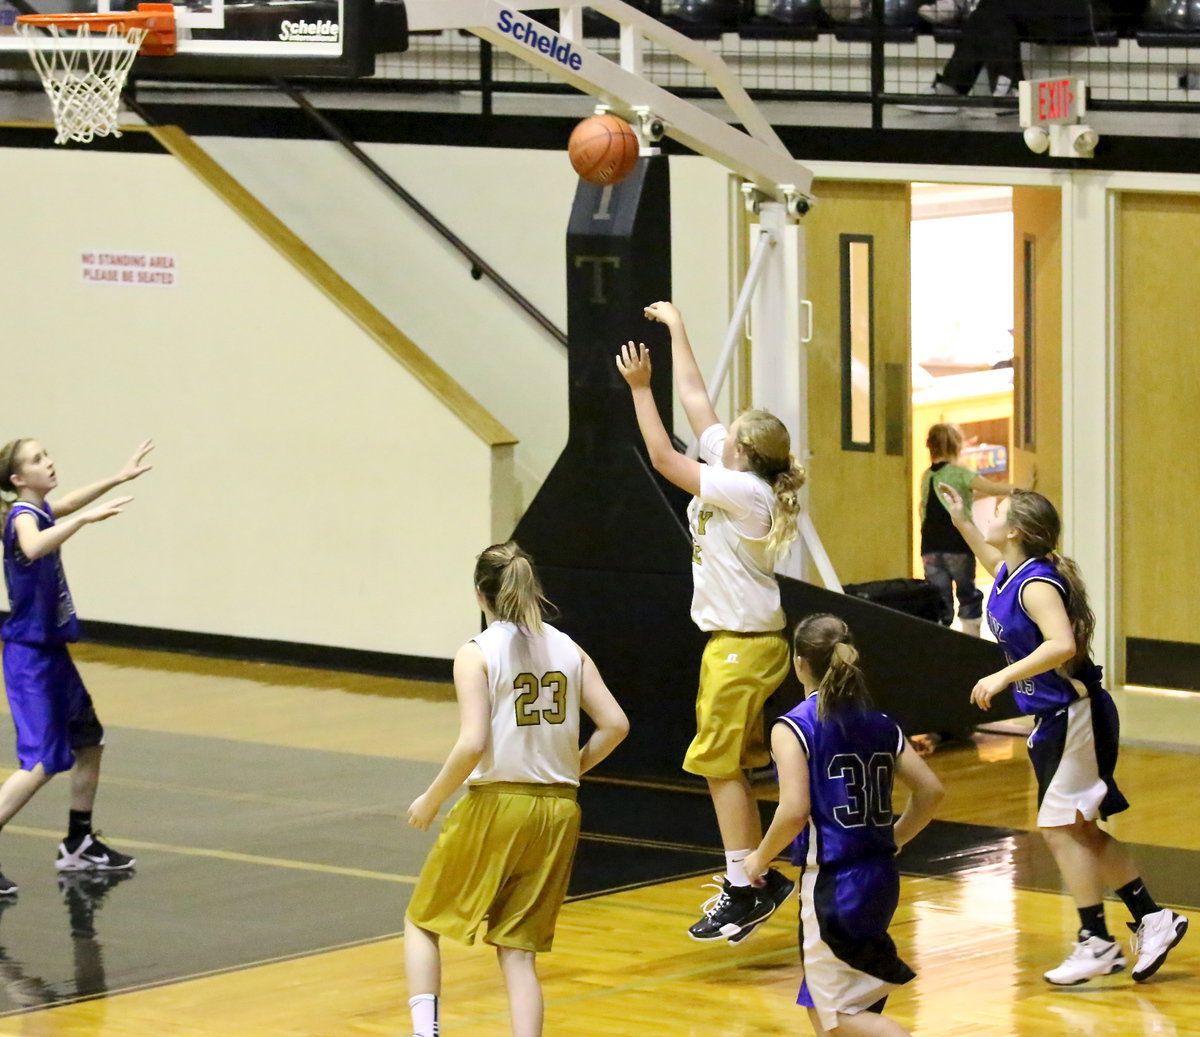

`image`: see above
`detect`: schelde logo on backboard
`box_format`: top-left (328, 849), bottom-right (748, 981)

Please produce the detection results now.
top-left (496, 9), bottom-right (583, 70)
top-left (279, 18), bottom-right (340, 42)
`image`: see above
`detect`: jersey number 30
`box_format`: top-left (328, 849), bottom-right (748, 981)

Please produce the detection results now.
top-left (513, 671), bottom-right (569, 727)
top-left (828, 753), bottom-right (893, 828)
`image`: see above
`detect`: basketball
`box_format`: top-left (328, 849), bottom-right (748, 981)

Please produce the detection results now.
top-left (567, 114), bottom-right (640, 186)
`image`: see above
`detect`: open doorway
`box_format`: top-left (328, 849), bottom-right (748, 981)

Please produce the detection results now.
top-left (909, 182), bottom-right (1015, 619)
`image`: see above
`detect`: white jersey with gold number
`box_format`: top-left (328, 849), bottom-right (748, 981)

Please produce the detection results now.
top-left (468, 620), bottom-right (584, 786)
top-left (688, 424), bottom-right (784, 633)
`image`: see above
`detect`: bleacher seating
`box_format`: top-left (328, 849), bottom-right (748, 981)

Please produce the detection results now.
top-left (738, 0), bottom-right (823, 40)
top-left (1138, 0), bottom-right (1200, 44)
top-left (508, 0), bottom-right (1200, 50)
top-left (416, 0), bottom-right (1200, 107)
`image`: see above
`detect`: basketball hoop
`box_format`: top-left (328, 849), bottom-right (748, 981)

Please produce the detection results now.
top-left (15, 3), bottom-right (176, 145)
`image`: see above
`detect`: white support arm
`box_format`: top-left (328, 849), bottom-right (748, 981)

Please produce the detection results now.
top-left (685, 229), bottom-right (776, 459)
top-left (405, 0), bottom-right (813, 203)
top-left (706, 229), bottom-right (776, 405)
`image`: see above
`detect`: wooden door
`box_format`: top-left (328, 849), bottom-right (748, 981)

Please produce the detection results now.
top-left (804, 180), bottom-right (911, 585)
top-left (1118, 192), bottom-right (1200, 688)
top-left (1011, 187), bottom-right (1063, 504)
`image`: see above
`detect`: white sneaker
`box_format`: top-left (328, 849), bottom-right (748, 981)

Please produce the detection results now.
top-left (1044, 933), bottom-right (1126, 985)
top-left (1130, 909), bottom-right (1188, 981)
top-left (898, 81), bottom-right (963, 114)
top-left (967, 76), bottom-right (1018, 118)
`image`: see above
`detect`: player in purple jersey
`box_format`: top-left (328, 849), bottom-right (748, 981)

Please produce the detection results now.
top-left (941, 485), bottom-right (1188, 985)
top-left (0, 437), bottom-right (153, 895)
top-left (743, 614), bottom-right (943, 1036)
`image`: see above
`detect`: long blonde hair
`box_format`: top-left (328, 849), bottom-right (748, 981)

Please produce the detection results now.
top-left (474, 541), bottom-right (552, 634)
top-left (792, 613), bottom-right (873, 721)
top-left (734, 409), bottom-right (806, 561)
top-left (1005, 491), bottom-right (1094, 670)
top-left (0, 438), bottom-right (31, 519)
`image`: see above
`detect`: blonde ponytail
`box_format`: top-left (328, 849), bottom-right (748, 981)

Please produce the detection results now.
top-left (765, 460), bottom-right (806, 561)
top-left (792, 613), bottom-right (874, 721)
top-left (0, 438), bottom-right (30, 520)
top-left (734, 409), bottom-right (806, 563)
top-left (474, 541), bottom-right (552, 634)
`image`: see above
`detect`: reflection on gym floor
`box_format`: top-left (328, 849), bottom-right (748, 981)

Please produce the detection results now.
top-left (0, 871), bottom-right (134, 1011)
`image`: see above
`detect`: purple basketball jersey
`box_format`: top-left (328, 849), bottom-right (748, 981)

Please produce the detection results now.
top-left (2, 502), bottom-right (80, 645)
top-left (777, 696), bottom-right (906, 868)
top-left (986, 557), bottom-right (1101, 715)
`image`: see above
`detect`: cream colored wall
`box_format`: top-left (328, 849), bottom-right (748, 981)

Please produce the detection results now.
top-left (0, 140), bottom-right (735, 661)
top-left (0, 146), bottom-right (497, 659)
top-left (668, 159), bottom-right (738, 428)
top-left (197, 138), bottom-right (734, 494)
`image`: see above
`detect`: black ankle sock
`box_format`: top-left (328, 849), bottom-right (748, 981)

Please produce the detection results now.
top-left (1116, 878), bottom-right (1159, 923)
top-left (67, 810), bottom-right (92, 844)
top-left (1078, 904), bottom-right (1110, 940)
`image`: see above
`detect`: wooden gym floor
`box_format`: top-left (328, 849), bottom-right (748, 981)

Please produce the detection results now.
top-left (0, 643), bottom-right (1194, 1035)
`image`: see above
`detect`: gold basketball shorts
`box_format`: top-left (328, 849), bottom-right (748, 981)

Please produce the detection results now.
top-left (683, 630), bottom-right (789, 779)
top-left (406, 782), bottom-right (581, 953)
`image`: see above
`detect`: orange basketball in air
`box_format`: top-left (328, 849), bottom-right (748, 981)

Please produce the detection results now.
top-left (568, 115), bottom-right (640, 186)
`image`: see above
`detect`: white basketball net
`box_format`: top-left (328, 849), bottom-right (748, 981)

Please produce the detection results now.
top-left (16, 22), bottom-right (148, 145)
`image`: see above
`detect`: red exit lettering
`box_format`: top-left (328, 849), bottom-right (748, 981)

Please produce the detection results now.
top-left (1037, 78), bottom-right (1076, 121)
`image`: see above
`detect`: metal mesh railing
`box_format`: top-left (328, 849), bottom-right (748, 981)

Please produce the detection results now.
top-left (376, 2), bottom-right (1200, 109)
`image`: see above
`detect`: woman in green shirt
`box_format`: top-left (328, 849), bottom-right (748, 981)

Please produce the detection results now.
top-left (919, 423), bottom-right (1017, 636)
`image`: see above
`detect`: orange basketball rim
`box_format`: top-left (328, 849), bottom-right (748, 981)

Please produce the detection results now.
top-left (16, 3), bottom-right (177, 56)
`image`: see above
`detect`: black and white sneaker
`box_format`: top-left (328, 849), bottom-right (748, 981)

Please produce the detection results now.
top-left (1043, 933), bottom-right (1126, 984)
top-left (727, 868), bottom-right (796, 945)
top-left (687, 876), bottom-right (774, 942)
top-left (55, 833), bottom-right (136, 873)
top-left (0, 870), bottom-right (17, 897)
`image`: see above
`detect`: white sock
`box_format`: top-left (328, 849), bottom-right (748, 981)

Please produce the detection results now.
top-left (409, 993), bottom-right (439, 1037)
top-left (725, 849), bottom-right (752, 887)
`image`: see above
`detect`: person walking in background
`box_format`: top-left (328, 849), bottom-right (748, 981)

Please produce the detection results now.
top-left (919, 422), bottom-right (1017, 637)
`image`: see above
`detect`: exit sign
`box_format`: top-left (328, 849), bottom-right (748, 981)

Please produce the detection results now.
top-left (1018, 78), bottom-right (1086, 126)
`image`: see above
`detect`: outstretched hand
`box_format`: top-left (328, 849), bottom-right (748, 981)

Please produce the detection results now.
top-left (117, 440), bottom-right (155, 483)
top-left (643, 301), bottom-right (681, 327)
top-left (615, 341), bottom-right (653, 389)
top-left (938, 482), bottom-right (968, 523)
top-left (80, 496), bottom-right (133, 525)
